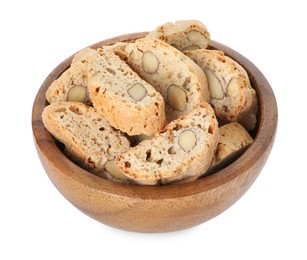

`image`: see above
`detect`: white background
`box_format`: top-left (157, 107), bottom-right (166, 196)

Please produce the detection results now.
top-left (1, 0), bottom-right (306, 259)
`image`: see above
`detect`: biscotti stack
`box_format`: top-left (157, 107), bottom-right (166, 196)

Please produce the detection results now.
top-left (42, 20), bottom-right (257, 185)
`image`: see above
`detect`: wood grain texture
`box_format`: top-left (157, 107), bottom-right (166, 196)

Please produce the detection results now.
top-left (32, 32), bottom-right (278, 233)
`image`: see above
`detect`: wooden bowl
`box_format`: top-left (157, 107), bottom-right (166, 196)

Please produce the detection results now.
top-left (32, 32), bottom-right (277, 233)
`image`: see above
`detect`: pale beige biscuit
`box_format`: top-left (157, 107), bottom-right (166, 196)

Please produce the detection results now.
top-left (88, 48), bottom-right (166, 136)
top-left (42, 102), bottom-right (130, 176)
top-left (184, 49), bottom-right (258, 130)
top-left (125, 37), bottom-right (210, 123)
top-left (115, 102), bottom-right (218, 185)
top-left (211, 122), bottom-right (253, 169)
top-left (45, 50), bottom-right (101, 105)
top-left (147, 20), bottom-right (210, 51)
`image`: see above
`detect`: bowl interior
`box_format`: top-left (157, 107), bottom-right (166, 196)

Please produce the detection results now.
top-left (32, 32), bottom-right (277, 200)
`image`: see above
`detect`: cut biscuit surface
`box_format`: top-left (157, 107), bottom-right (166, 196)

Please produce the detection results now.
top-left (88, 48), bottom-right (166, 136)
top-left (147, 20), bottom-right (210, 51)
top-left (42, 101), bottom-right (130, 175)
top-left (184, 49), bottom-right (258, 130)
top-left (125, 37), bottom-right (210, 123)
top-left (115, 102), bottom-right (219, 185)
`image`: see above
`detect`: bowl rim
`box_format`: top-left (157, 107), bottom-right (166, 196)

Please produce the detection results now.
top-left (32, 32), bottom-right (278, 200)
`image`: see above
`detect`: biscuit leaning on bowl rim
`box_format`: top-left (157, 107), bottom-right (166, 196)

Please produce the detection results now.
top-left (32, 32), bottom-right (277, 233)
top-left (184, 49), bottom-right (258, 131)
top-left (209, 122), bottom-right (254, 173)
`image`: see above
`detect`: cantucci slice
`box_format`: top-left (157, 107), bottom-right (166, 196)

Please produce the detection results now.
top-left (115, 102), bottom-right (218, 185)
top-left (87, 48), bottom-right (166, 136)
top-left (125, 37), bottom-right (210, 123)
top-left (42, 101), bottom-right (130, 175)
top-left (184, 49), bottom-right (258, 130)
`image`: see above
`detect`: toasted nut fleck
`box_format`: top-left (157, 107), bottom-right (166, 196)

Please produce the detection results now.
top-left (105, 160), bottom-right (128, 180)
top-left (204, 68), bottom-right (224, 99)
top-left (178, 129), bottom-right (197, 152)
top-left (187, 30), bottom-right (207, 44)
top-left (167, 84), bottom-right (187, 111)
top-left (67, 85), bottom-right (87, 102)
top-left (142, 51), bottom-right (159, 74)
top-left (69, 105), bottom-right (83, 115)
top-left (168, 146), bottom-right (176, 154)
top-left (128, 83), bottom-right (147, 101)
